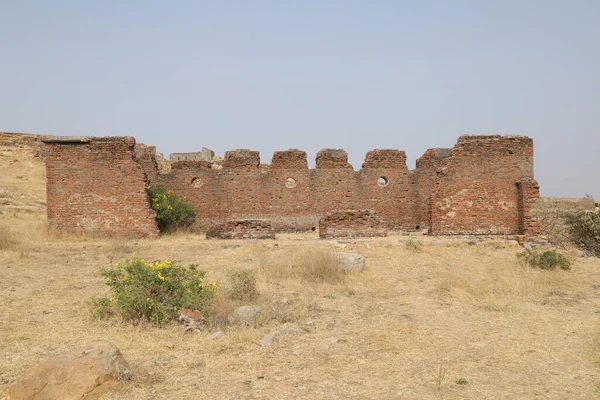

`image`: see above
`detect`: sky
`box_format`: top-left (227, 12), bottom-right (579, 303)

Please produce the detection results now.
top-left (1, 1), bottom-right (598, 198)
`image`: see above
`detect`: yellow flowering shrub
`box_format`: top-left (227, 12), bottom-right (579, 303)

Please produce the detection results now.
top-left (91, 258), bottom-right (217, 326)
top-left (147, 185), bottom-right (195, 233)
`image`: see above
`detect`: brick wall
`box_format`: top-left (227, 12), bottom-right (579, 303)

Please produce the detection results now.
top-left (152, 148), bottom-right (419, 231)
top-left (428, 135), bottom-right (538, 235)
top-left (42, 134), bottom-right (539, 237)
top-left (206, 219), bottom-right (275, 239)
top-left (319, 210), bottom-right (388, 239)
top-left (44, 136), bottom-right (159, 237)
top-left (414, 148), bottom-right (452, 228)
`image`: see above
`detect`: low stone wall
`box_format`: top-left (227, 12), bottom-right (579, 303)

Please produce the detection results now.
top-left (206, 219), bottom-right (276, 240)
top-left (319, 210), bottom-right (387, 239)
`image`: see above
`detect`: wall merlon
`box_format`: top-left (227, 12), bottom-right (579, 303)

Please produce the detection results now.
top-left (270, 149), bottom-right (308, 170)
top-left (362, 149), bottom-right (408, 170)
top-left (415, 148), bottom-right (452, 169)
top-left (316, 149), bottom-right (353, 169)
top-left (223, 149), bottom-right (260, 169)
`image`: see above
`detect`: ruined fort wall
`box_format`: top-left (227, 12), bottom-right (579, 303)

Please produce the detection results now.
top-left (153, 148), bottom-right (418, 231)
top-left (414, 148), bottom-right (452, 229)
top-left (134, 143), bottom-right (160, 182)
top-left (428, 135), bottom-right (537, 235)
top-left (44, 137), bottom-right (159, 237)
top-left (517, 178), bottom-right (540, 235)
top-left (40, 133), bottom-right (538, 236)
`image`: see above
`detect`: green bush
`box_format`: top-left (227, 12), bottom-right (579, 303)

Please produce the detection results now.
top-left (517, 248), bottom-right (571, 271)
top-left (89, 297), bottom-right (114, 320)
top-left (147, 185), bottom-right (195, 233)
top-left (91, 259), bottom-right (217, 326)
top-left (563, 211), bottom-right (600, 257)
top-left (228, 267), bottom-right (258, 301)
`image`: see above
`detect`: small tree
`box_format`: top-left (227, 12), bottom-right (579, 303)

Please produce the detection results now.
top-left (564, 211), bottom-right (600, 257)
top-left (147, 185), bottom-right (195, 233)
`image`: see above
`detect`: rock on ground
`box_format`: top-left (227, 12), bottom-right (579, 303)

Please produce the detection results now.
top-left (228, 305), bottom-right (263, 326)
top-left (4, 340), bottom-right (130, 400)
top-left (260, 323), bottom-right (304, 346)
top-left (329, 252), bottom-right (366, 271)
top-left (208, 331), bottom-right (225, 340)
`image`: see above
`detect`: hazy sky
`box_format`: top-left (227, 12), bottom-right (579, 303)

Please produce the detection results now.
top-left (1, 1), bottom-right (598, 198)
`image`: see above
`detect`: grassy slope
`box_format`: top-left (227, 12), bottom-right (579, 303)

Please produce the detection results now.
top-left (1, 144), bottom-right (599, 399)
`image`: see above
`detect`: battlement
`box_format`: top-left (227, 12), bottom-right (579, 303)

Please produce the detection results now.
top-left (34, 133), bottom-right (539, 237)
top-left (270, 149), bottom-right (308, 170)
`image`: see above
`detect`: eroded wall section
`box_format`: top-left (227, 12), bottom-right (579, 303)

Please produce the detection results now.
top-left (44, 137), bottom-right (159, 237)
top-left (428, 135), bottom-right (538, 235)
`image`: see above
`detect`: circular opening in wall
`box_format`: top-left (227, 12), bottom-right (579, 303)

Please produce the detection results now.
top-left (191, 177), bottom-right (203, 188)
top-left (415, 225), bottom-right (420, 231)
top-left (285, 177), bottom-right (297, 188)
top-left (311, 226), bottom-right (316, 232)
top-left (377, 176), bottom-right (389, 187)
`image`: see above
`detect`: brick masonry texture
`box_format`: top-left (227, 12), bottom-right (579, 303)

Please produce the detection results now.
top-left (206, 219), bottom-right (275, 240)
top-left (428, 135), bottom-right (538, 235)
top-left (43, 136), bottom-right (159, 238)
top-left (33, 133), bottom-right (540, 237)
top-left (319, 210), bottom-right (388, 239)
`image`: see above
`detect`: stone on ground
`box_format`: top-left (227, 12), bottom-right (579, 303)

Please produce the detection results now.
top-left (208, 331), bottom-right (225, 340)
top-left (260, 323), bottom-right (304, 346)
top-left (4, 340), bottom-right (130, 400)
top-left (228, 305), bottom-right (263, 326)
top-left (329, 252), bottom-right (366, 271)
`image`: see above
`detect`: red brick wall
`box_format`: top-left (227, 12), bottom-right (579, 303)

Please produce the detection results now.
top-left (429, 135), bottom-right (537, 235)
top-left (134, 143), bottom-right (160, 183)
top-left (44, 137), bottom-right (159, 237)
top-left (153, 148), bottom-right (418, 231)
top-left (517, 178), bottom-right (540, 235)
top-left (43, 134), bottom-right (539, 237)
top-left (206, 219), bottom-right (275, 239)
top-left (319, 210), bottom-right (388, 239)
top-left (414, 148), bottom-right (452, 228)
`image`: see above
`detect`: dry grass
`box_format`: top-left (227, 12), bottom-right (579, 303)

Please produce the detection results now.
top-left (227, 267), bottom-right (259, 301)
top-left (2, 146), bottom-right (600, 399)
top-left (257, 248), bottom-right (347, 283)
top-left (0, 225), bottom-right (20, 251)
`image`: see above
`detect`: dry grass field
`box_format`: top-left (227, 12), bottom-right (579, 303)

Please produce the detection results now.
top-left (1, 144), bottom-right (600, 399)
